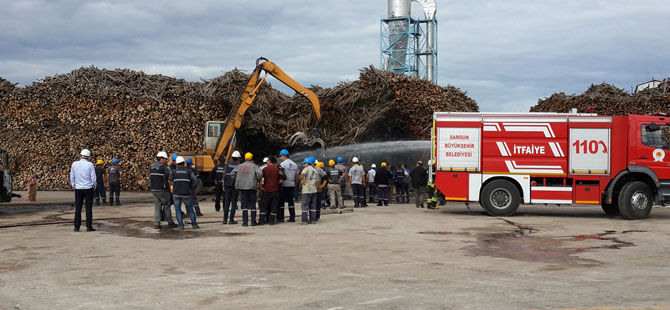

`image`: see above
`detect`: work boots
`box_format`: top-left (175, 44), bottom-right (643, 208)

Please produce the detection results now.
top-left (250, 211), bottom-right (258, 226)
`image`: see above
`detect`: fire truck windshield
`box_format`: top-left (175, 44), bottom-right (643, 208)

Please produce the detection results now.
top-left (641, 124), bottom-right (670, 149)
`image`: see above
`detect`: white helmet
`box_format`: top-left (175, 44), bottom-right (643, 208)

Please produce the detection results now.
top-left (352, 157), bottom-right (359, 163)
top-left (371, 164), bottom-right (376, 168)
top-left (232, 151), bottom-right (241, 158)
top-left (156, 151), bottom-right (168, 159)
top-left (263, 157), bottom-right (269, 163)
top-left (176, 156), bottom-right (185, 164)
top-left (80, 149), bottom-right (91, 157)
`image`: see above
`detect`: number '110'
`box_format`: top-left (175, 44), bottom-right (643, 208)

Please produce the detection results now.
top-left (572, 140), bottom-right (608, 154)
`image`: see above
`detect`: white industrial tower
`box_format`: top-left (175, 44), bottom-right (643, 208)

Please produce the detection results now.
top-left (381, 0), bottom-right (437, 84)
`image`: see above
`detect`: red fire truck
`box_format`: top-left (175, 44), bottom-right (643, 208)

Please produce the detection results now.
top-left (431, 111), bottom-right (670, 219)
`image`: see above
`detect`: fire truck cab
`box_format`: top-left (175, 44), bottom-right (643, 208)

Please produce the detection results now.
top-left (431, 111), bottom-right (670, 219)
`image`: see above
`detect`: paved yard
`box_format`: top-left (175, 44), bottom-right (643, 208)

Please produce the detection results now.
top-left (1, 192), bottom-right (670, 309)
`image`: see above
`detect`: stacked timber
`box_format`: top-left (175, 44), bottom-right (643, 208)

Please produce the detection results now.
top-left (530, 80), bottom-right (670, 114)
top-left (0, 65), bottom-right (477, 190)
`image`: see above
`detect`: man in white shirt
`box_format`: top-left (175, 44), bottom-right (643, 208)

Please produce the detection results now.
top-left (70, 149), bottom-right (97, 232)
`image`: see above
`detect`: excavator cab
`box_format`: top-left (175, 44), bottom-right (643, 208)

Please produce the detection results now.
top-left (204, 121), bottom-right (225, 151)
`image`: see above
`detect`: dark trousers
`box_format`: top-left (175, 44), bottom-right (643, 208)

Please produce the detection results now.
top-left (368, 182), bottom-right (377, 202)
top-left (260, 190), bottom-right (280, 224)
top-left (395, 183), bottom-right (409, 203)
top-left (223, 186), bottom-right (238, 223)
top-left (352, 184), bottom-right (365, 207)
top-left (377, 185), bottom-right (390, 205)
top-left (94, 183), bottom-right (106, 202)
top-left (239, 189), bottom-right (257, 225)
top-left (109, 182), bottom-right (121, 204)
top-left (279, 186), bottom-right (296, 221)
top-left (214, 183), bottom-right (223, 211)
top-left (74, 188), bottom-right (94, 229)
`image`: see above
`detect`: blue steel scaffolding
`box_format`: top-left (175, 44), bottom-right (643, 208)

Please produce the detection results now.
top-left (380, 16), bottom-right (437, 84)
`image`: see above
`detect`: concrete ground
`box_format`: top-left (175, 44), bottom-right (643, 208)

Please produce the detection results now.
top-left (2, 192), bottom-right (670, 310)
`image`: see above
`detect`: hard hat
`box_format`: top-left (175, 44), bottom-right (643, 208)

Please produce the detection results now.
top-left (381, 162), bottom-right (387, 167)
top-left (303, 157), bottom-right (313, 164)
top-left (186, 157), bottom-right (193, 164)
top-left (232, 151), bottom-right (241, 158)
top-left (172, 154), bottom-right (178, 161)
top-left (317, 161), bottom-right (324, 168)
top-left (96, 160), bottom-right (104, 165)
top-left (280, 149), bottom-right (289, 156)
top-left (157, 151), bottom-right (168, 159)
top-left (112, 158), bottom-right (119, 164)
top-left (263, 157), bottom-right (269, 163)
top-left (80, 149), bottom-right (91, 157)
top-left (176, 156), bottom-right (185, 164)
top-left (329, 159), bottom-right (335, 166)
top-left (337, 156), bottom-right (343, 163)
top-left (371, 164), bottom-right (376, 168)
top-left (352, 157), bottom-right (359, 163)
top-left (244, 152), bottom-right (253, 160)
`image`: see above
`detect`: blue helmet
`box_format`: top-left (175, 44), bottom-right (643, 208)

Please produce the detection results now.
top-left (172, 154), bottom-right (178, 161)
top-left (280, 149), bottom-right (289, 156)
top-left (303, 157), bottom-right (313, 164)
top-left (308, 156), bottom-right (316, 162)
top-left (112, 158), bottom-right (119, 164)
top-left (186, 157), bottom-right (193, 164)
top-left (337, 156), bottom-right (343, 163)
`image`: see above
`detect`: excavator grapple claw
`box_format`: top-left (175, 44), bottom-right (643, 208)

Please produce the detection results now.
top-left (289, 132), bottom-right (326, 155)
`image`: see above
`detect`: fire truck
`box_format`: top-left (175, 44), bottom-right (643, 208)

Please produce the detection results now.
top-left (431, 111), bottom-right (670, 220)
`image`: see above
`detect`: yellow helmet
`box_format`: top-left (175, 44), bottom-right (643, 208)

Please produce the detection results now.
top-left (96, 160), bottom-right (104, 165)
top-left (328, 159), bottom-right (335, 166)
top-left (381, 162), bottom-right (387, 167)
top-left (244, 152), bottom-right (253, 160)
top-left (317, 161), bottom-right (324, 168)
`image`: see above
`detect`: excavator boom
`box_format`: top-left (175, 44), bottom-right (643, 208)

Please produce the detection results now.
top-left (212, 57), bottom-right (321, 163)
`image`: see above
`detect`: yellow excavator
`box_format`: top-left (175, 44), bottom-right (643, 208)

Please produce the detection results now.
top-left (178, 57), bottom-right (324, 187)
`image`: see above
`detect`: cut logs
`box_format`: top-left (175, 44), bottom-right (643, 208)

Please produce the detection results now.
top-left (530, 80), bottom-right (670, 115)
top-left (0, 65), bottom-right (478, 190)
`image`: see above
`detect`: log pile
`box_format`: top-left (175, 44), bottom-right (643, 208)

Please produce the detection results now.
top-left (530, 80), bottom-right (670, 114)
top-left (0, 65), bottom-right (477, 190)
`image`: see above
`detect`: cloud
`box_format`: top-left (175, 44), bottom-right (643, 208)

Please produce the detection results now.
top-left (0, 0), bottom-right (669, 112)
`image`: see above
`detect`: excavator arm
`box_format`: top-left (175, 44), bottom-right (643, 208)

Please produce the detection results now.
top-left (212, 57), bottom-right (321, 163)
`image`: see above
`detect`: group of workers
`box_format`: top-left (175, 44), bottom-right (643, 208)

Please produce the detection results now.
top-left (70, 147), bottom-right (433, 232)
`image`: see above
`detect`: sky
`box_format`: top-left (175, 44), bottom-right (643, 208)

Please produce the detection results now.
top-left (1, 0), bottom-right (669, 112)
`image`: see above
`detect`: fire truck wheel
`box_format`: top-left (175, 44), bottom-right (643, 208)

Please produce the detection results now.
top-left (480, 180), bottom-right (520, 216)
top-left (618, 181), bottom-right (653, 220)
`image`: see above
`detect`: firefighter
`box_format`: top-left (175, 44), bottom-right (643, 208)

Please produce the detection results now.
top-left (186, 158), bottom-right (203, 216)
top-left (108, 158), bottom-right (122, 206)
top-left (222, 151), bottom-right (242, 224)
top-left (169, 156), bottom-right (199, 229)
top-left (94, 159), bottom-right (107, 206)
top-left (232, 152), bottom-right (262, 227)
